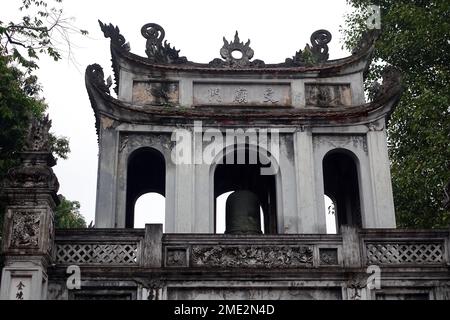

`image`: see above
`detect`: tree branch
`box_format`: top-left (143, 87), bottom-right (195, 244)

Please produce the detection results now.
top-left (4, 31), bottom-right (27, 48)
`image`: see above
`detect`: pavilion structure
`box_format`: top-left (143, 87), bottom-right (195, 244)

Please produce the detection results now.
top-left (1, 21), bottom-right (449, 300)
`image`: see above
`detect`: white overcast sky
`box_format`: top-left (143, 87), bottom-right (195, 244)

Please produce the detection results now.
top-left (2, 0), bottom-right (352, 230)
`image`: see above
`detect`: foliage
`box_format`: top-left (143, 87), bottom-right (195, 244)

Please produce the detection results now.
top-left (55, 195), bottom-right (86, 228)
top-left (0, 0), bottom-right (88, 236)
top-left (343, 0), bottom-right (450, 228)
top-left (0, 0), bottom-right (86, 175)
top-left (0, 0), bottom-right (88, 74)
top-left (0, 53), bottom-right (69, 180)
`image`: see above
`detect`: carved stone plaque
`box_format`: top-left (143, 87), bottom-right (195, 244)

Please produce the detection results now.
top-left (305, 83), bottom-right (352, 107)
top-left (193, 83), bottom-right (291, 107)
top-left (319, 248), bottom-right (339, 265)
top-left (132, 81), bottom-right (179, 105)
top-left (10, 211), bottom-right (41, 248)
top-left (191, 245), bottom-right (313, 268)
top-left (166, 248), bottom-right (188, 267)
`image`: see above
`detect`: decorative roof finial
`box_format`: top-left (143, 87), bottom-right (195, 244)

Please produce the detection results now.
top-left (141, 23), bottom-right (187, 64)
top-left (285, 29), bottom-right (332, 66)
top-left (98, 20), bottom-right (130, 52)
top-left (209, 31), bottom-right (265, 68)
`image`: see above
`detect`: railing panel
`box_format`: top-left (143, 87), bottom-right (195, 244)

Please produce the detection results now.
top-left (56, 243), bottom-right (139, 265)
top-left (54, 229), bottom-right (145, 266)
top-left (360, 229), bottom-right (449, 266)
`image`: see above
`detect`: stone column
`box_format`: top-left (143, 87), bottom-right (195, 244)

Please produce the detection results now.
top-left (95, 116), bottom-right (119, 228)
top-left (293, 129), bottom-right (321, 233)
top-left (366, 122), bottom-right (396, 228)
top-left (0, 116), bottom-right (59, 300)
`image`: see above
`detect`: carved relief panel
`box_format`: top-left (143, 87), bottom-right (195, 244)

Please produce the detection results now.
top-left (10, 211), bottom-right (41, 249)
top-left (305, 83), bottom-right (352, 107)
top-left (3, 208), bottom-right (53, 254)
top-left (132, 81), bottom-right (179, 105)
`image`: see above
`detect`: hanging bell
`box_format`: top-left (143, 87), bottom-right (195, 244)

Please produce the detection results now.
top-left (225, 190), bottom-right (262, 234)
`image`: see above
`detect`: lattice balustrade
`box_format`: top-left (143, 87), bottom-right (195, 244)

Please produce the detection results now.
top-left (56, 243), bottom-right (139, 265)
top-left (366, 242), bottom-right (445, 265)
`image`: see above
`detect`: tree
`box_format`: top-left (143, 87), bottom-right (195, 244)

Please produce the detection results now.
top-left (55, 195), bottom-right (86, 228)
top-left (343, 0), bottom-right (450, 228)
top-left (0, 0), bottom-right (88, 233)
top-left (0, 0), bottom-right (88, 74)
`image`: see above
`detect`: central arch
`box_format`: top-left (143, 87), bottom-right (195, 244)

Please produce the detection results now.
top-left (211, 144), bottom-right (280, 234)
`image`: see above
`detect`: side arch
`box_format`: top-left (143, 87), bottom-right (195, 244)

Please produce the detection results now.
top-left (125, 147), bottom-right (166, 228)
top-left (322, 148), bottom-right (362, 230)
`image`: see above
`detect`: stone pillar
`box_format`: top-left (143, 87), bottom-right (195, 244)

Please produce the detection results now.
top-left (142, 224), bottom-right (163, 267)
top-left (0, 116), bottom-right (59, 300)
top-left (366, 122), bottom-right (396, 228)
top-left (293, 129), bottom-right (321, 233)
top-left (341, 226), bottom-right (362, 268)
top-left (95, 116), bottom-right (119, 228)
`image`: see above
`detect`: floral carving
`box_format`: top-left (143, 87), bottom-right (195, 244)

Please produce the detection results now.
top-left (191, 245), bottom-right (313, 268)
top-left (319, 248), bottom-right (339, 265)
top-left (166, 249), bottom-right (187, 267)
top-left (10, 211), bottom-right (41, 248)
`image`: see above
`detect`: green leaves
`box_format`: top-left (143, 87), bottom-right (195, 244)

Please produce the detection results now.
top-left (1, 0), bottom-right (88, 75)
top-left (344, 0), bottom-right (450, 228)
top-left (0, 0), bottom-right (86, 236)
top-left (55, 195), bottom-right (86, 229)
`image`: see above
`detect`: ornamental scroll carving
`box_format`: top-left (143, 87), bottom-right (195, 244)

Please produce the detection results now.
top-left (86, 64), bottom-right (112, 95)
top-left (284, 29), bottom-right (332, 66)
top-left (191, 245), bottom-right (313, 268)
top-left (10, 211), bottom-right (41, 248)
top-left (141, 23), bottom-right (187, 64)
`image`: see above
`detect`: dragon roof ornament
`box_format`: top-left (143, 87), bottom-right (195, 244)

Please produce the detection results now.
top-left (98, 21), bottom-right (375, 69)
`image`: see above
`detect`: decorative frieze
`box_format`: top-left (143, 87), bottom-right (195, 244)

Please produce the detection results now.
top-left (191, 245), bottom-right (313, 268)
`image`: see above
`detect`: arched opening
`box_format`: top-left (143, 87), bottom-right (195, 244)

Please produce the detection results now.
top-left (134, 193), bottom-right (165, 230)
top-left (126, 147), bottom-right (165, 228)
top-left (213, 145), bottom-right (277, 234)
top-left (322, 150), bottom-right (362, 232)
